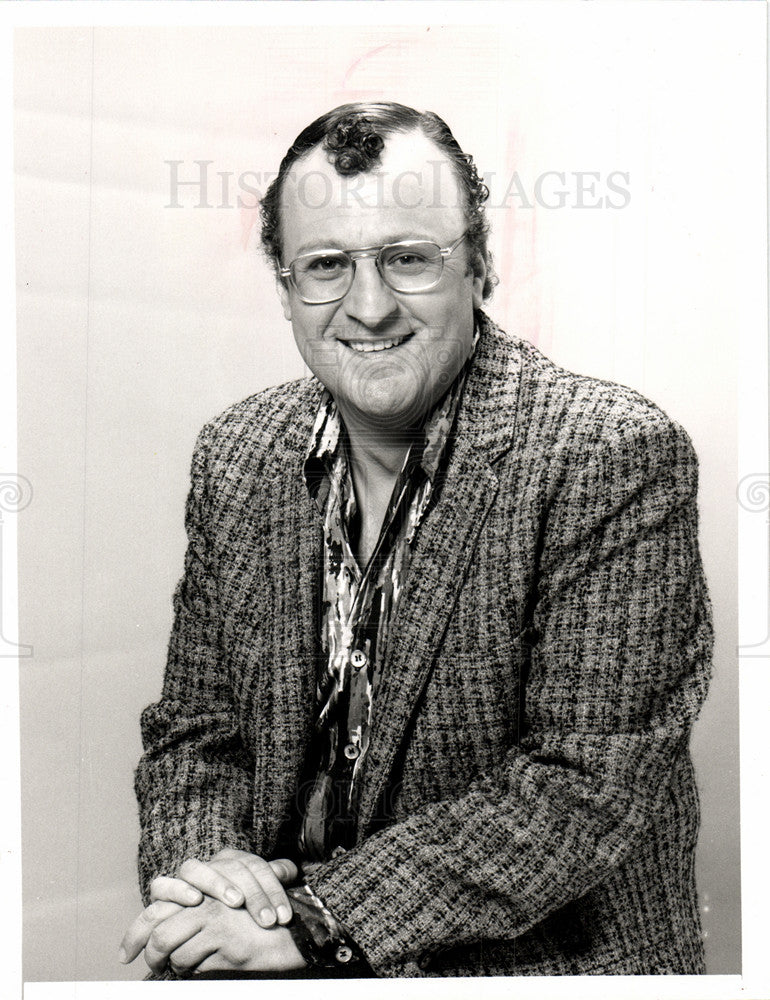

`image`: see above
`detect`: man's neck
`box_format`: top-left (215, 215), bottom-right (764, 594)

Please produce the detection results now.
top-left (336, 405), bottom-right (418, 481)
top-left (348, 433), bottom-right (410, 485)
top-left (336, 411), bottom-right (418, 568)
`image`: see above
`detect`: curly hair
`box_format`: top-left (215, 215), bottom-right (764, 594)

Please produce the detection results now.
top-left (260, 102), bottom-right (497, 300)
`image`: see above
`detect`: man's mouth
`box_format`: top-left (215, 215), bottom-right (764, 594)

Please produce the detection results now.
top-left (343, 333), bottom-right (414, 353)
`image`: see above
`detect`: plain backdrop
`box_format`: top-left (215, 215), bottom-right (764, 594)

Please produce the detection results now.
top-left (14, 9), bottom-right (761, 983)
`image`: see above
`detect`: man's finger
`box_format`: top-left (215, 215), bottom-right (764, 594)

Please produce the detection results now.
top-left (210, 849), bottom-right (299, 886)
top-left (177, 858), bottom-right (245, 908)
top-left (270, 858), bottom-right (299, 884)
top-left (240, 856), bottom-right (295, 925)
top-left (167, 932), bottom-right (216, 974)
top-left (204, 854), bottom-right (296, 925)
top-left (150, 875), bottom-right (203, 906)
top-left (215, 860), bottom-right (280, 928)
top-left (145, 907), bottom-right (204, 974)
top-left (119, 900), bottom-right (183, 965)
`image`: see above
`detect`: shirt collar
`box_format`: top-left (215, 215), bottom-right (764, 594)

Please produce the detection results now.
top-left (303, 323), bottom-right (480, 508)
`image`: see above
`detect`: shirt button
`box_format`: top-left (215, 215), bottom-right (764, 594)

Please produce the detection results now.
top-left (331, 845), bottom-right (347, 858)
top-left (343, 743), bottom-right (360, 760)
top-left (335, 944), bottom-right (354, 964)
top-left (350, 649), bottom-right (368, 670)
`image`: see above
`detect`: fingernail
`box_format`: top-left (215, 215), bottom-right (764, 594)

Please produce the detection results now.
top-left (118, 948), bottom-right (127, 965)
top-left (259, 907), bottom-right (275, 925)
top-left (225, 888), bottom-right (242, 905)
top-left (184, 889), bottom-right (201, 904)
top-left (276, 905), bottom-right (291, 923)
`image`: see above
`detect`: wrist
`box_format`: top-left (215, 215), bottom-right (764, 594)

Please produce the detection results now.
top-left (242, 925), bottom-right (307, 973)
top-left (286, 883), bottom-right (360, 969)
top-left (282, 927), bottom-right (308, 970)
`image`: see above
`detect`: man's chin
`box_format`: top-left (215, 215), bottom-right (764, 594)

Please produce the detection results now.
top-left (339, 392), bottom-right (430, 436)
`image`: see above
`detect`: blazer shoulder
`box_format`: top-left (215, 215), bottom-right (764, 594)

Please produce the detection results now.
top-left (511, 335), bottom-right (696, 468)
top-left (192, 376), bottom-right (322, 483)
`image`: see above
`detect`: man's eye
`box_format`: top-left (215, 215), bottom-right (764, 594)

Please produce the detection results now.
top-left (387, 251), bottom-right (429, 270)
top-left (306, 256), bottom-right (347, 275)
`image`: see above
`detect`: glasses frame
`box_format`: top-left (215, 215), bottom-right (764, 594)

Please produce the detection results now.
top-left (279, 232), bottom-right (468, 305)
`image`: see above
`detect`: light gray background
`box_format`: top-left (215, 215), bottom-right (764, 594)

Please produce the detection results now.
top-left (15, 12), bottom-right (758, 982)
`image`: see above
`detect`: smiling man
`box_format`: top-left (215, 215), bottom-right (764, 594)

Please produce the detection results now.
top-left (122, 103), bottom-right (712, 979)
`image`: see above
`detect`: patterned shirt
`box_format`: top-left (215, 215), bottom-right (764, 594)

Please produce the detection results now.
top-left (284, 331), bottom-right (477, 968)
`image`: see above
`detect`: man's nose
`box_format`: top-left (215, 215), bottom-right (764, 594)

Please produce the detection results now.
top-left (341, 258), bottom-right (400, 328)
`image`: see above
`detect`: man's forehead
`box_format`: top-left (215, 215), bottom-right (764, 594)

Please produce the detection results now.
top-left (280, 130), bottom-right (463, 216)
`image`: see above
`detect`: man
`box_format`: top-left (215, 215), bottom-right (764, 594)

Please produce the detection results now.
top-left (120, 102), bottom-right (712, 978)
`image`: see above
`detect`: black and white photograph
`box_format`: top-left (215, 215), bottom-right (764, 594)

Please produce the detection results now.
top-left (4, 3), bottom-right (766, 997)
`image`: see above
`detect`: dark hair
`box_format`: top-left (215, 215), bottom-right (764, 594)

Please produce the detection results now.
top-left (260, 101), bottom-right (497, 300)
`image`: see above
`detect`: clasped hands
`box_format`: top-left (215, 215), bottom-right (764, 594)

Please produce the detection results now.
top-left (119, 849), bottom-right (307, 975)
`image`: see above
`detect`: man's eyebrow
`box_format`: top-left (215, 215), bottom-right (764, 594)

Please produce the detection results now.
top-left (293, 233), bottom-right (441, 256)
top-left (294, 239), bottom-right (347, 256)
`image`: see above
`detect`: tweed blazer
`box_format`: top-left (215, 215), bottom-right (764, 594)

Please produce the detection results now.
top-left (136, 312), bottom-right (713, 978)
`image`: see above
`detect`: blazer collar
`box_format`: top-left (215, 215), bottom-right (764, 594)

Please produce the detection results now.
top-left (453, 310), bottom-right (523, 465)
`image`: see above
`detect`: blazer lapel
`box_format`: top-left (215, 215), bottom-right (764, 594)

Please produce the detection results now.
top-left (356, 441), bottom-right (501, 837)
top-left (356, 316), bottom-right (524, 837)
top-left (250, 440), bottom-right (323, 852)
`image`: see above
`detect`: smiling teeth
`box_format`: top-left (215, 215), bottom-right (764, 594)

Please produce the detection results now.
top-left (347, 336), bottom-right (407, 353)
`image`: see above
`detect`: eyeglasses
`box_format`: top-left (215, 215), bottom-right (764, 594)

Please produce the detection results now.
top-left (279, 232), bottom-right (468, 305)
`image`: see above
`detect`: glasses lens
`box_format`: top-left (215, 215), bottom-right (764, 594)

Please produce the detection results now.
top-left (293, 252), bottom-right (352, 302)
top-left (380, 242), bottom-right (443, 292)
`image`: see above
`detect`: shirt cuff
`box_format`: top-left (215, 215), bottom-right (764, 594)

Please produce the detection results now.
top-left (285, 882), bottom-right (362, 969)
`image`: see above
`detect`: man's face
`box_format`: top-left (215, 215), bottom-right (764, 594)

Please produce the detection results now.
top-left (277, 130), bottom-right (486, 435)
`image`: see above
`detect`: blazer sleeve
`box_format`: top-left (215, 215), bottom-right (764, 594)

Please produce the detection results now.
top-left (303, 412), bottom-right (713, 975)
top-left (134, 421), bottom-right (255, 905)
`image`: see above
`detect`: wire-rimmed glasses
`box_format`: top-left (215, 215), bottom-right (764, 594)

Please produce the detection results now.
top-left (279, 232), bottom-right (468, 305)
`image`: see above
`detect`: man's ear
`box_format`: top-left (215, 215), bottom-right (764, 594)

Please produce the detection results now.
top-left (276, 278), bottom-right (292, 321)
top-left (471, 254), bottom-right (487, 310)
